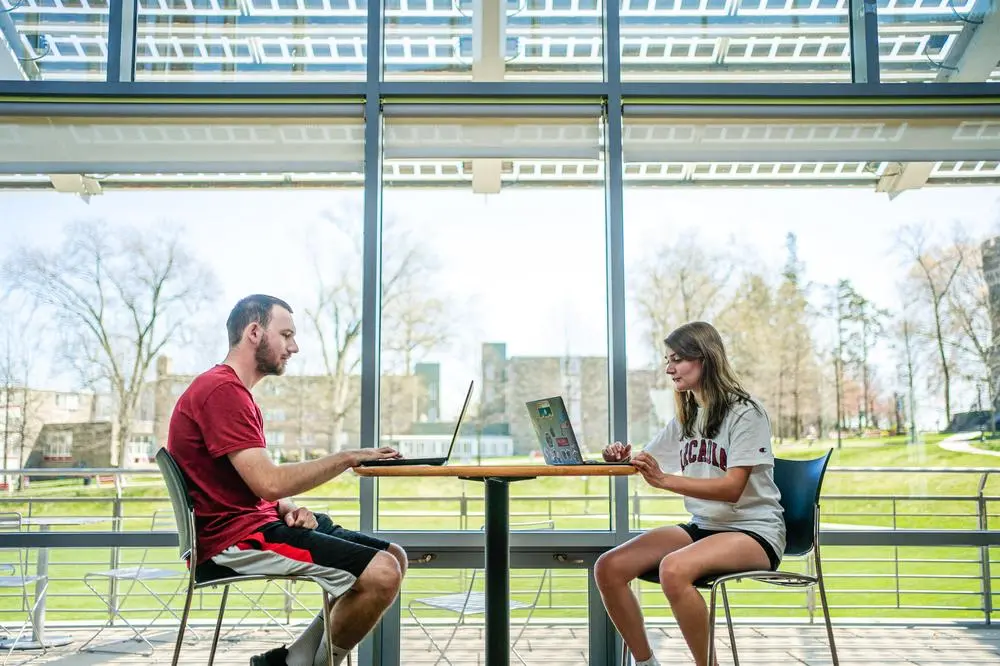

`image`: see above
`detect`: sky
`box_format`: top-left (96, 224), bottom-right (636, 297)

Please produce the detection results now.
top-left (1, 182), bottom-right (998, 429)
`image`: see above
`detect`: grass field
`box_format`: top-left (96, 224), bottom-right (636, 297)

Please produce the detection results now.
top-left (3, 434), bottom-right (1000, 625)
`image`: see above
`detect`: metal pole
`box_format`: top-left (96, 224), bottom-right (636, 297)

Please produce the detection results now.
top-left (978, 472), bottom-right (993, 624)
top-left (484, 478), bottom-right (510, 666)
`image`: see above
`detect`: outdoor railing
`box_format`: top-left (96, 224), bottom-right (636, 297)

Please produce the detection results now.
top-left (1, 465), bottom-right (999, 627)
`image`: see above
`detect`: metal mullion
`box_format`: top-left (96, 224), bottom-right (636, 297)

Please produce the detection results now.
top-left (359, 0), bottom-right (387, 661)
top-left (106, 0), bottom-right (137, 83)
top-left (849, 0), bottom-right (881, 84)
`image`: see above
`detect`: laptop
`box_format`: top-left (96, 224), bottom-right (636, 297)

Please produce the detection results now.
top-left (360, 380), bottom-right (474, 467)
top-left (525, 396), bottom-right (632, 466)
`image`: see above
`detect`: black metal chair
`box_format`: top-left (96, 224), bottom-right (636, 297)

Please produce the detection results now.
top-left (623, 451), bottom-right (839, 666)
top-left (155, 447), bottom-right (341, 666)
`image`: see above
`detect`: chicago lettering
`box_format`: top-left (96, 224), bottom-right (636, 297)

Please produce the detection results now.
top-left (679, 438), bottom-right (727, 472)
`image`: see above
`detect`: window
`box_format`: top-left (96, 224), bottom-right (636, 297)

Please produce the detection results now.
top-left (44, 432), bottom-right (72, 460)
top-left (265, 431), bottom-right (286, 447)
top-left (0, 2), bottom-right (110, 82)
top-left (127, 436), bottom-right (154, 464)
top-left (54, 393), bottom-right (79, 411)
top-left (379, 106), bottom-right (610, 546)
top-left (134, 3), bottom-right (366, 82)
top-left (264, 409), bottom-right (287, 422)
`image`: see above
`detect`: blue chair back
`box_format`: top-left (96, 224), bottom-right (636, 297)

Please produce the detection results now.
top-left (774, 450), bottom-right (833, 557)
top-left (634, 450), bottom-right (833, 583)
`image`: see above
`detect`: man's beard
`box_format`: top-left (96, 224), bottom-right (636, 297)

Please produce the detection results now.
top-left (255, 336), bottom-right (285, 376)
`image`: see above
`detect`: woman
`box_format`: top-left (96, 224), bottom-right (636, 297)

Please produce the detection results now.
top-left (595, 321), bottom-right (784, 666)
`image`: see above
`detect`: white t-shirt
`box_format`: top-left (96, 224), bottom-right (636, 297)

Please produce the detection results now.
top-left (643, 398), bottom-right (786, 559)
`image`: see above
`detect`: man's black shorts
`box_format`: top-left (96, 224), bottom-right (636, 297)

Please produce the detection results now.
top-left (197, 513), bottom-right (391, 598)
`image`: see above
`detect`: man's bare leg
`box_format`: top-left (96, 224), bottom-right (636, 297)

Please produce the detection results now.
top-left (327, 551), bottom-right (403, 649)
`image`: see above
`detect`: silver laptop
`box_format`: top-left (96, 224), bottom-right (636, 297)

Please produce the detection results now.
top-left (525, 396), bottom-right (631, 466)
top-left (361, 380), bottom-right (474, 467)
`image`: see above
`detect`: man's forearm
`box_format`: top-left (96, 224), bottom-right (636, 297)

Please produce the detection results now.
top-left (267, 452), bottom-right (356, 500)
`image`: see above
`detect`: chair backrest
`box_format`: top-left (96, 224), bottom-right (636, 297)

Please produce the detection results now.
top-left (0, 512), bottom-right (21, 533)
top-left (155, 447), bottom-right (196, 563)
top-left (773, 450), bottom-right (833, 557)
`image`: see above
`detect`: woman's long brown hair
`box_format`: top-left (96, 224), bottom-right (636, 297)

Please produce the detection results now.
top-left (666, 321), bottom-right (756, 439)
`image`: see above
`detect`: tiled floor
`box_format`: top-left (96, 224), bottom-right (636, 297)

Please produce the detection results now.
top-left (1, 623), bottom-right (998, 665)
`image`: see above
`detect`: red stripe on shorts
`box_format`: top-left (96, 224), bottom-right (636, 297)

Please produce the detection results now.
top-left (235, 531), bottom-right (315, 564)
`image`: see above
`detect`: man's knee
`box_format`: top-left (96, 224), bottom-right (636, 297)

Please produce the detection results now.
top-left (387, 543), bottom-right (408, 575)
top-left (357, 551), bottom-right (402, 600)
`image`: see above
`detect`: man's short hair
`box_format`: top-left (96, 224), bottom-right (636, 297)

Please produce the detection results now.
top-left (226, 294), bottom-right (293, 347)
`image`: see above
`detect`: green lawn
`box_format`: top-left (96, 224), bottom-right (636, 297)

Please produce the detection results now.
top-left (3, 434), bottom-right (999, 624)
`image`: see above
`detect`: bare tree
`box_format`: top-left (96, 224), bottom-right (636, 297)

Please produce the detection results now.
top-left (892, 308), bottom-right (923, 444)
top-left (947, 241), bottom-right (995, 434)
top-left (305, 211), bottom-right (451, 452)
top-left (774, 233), bottom-right (819, 442)
top-left (2, 221), bottom-right (218, 468)
top-left (897, 224), bottom-right (964, 425)
top-left (716, 272), bottom-right (778, 397)
top-left (0, 303), bottom-right (45, 488)
top-left (840, 286), bottom-right (889, 430)
top-left (634, 231), bottom-right (740, 378)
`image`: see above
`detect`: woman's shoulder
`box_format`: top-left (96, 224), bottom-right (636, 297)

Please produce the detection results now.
top-left (726, 395), bottom-right (768, 421)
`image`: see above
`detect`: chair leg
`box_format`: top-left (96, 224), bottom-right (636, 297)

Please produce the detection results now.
top-left (171, 582), bottom-right (195, 666)
top-left (816, 575), bottom-right (839, 666)
top-left (707, 583), bottom-right (718, 666)
top-left (207, 585), bottom-right (230, 666)
top-left (720, 583), bottom-right (739, 666)
top-left (406, 601), bottom-right (456, 666)
top-left (322, 591), bottom-right (336, 666)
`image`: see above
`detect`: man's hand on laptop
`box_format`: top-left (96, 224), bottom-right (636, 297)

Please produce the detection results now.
top-left (603, 441), bottom-right (632, 462)
top-left (284, 506), bottom-right (318, 529)
top-left (351, 447), bottom-right (403, 465)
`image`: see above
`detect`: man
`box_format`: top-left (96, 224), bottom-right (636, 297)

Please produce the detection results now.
top-left (167, 294), bottom-right (405, 666)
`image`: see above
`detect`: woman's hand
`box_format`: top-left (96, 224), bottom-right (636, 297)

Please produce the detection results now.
top-left (603, 441), bottom-right (632, 462)
top-left (631, 451), bottom-right (667, 489)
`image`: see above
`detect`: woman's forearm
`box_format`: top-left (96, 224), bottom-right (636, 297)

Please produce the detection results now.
top-left (656, 474), bottom-right (744, 503)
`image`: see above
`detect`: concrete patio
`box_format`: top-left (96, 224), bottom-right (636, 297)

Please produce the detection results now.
top-left (0, 623), bottom-right (998, 665)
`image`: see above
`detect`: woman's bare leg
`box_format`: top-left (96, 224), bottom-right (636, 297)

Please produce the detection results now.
top-left (594, 526), bottom-right (694, 662)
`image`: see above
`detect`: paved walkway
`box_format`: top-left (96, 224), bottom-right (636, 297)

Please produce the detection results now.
top-left (939, 431), bottom-right (1000, 458)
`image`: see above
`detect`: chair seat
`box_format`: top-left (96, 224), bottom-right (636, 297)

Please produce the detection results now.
top-left (0, 575), bottom-right (44, 587)
top-left (87, 566), bottom-right (181, 581)
top-left (637, 568), bottom-right (818, 588)
top-left (411, 592), bottom-right (532, 614)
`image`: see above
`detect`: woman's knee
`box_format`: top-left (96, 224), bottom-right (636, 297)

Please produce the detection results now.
top-left (358, 551), bottom-right (402, 599)
top-left (658, 554), bottom-right (695, 598)
top-left (594, 549), bottom-right (630, 588)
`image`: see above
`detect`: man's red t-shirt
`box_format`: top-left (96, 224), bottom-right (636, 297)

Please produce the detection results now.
top-left (166, 364), bottom-right (280, 564)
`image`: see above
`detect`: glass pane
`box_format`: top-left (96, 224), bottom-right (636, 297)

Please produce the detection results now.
top-left (620, 0), bottom-right (852, 82)
top-left (878, 0), bottom-right (999, 83)
top-left (384, 0), bottom-right (604, 81)
top-left (135, 0), bottom-right (367, 82)
top-left (378, 109), bottom-right (611, 530)
top-left (622, 150), bottom-right (1000, 553)
top-left (402, 567), bottom-right (591, 664)
top-left (0, 185), bottom-right (362, 514)
top-left (0, 0), bottom-right (110, 81)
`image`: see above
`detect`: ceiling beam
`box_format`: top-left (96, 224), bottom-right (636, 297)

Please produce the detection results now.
top-left (935, 0), bottom-right (1000, 83)
top-left (471, 0), bottom-right (506, 193)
